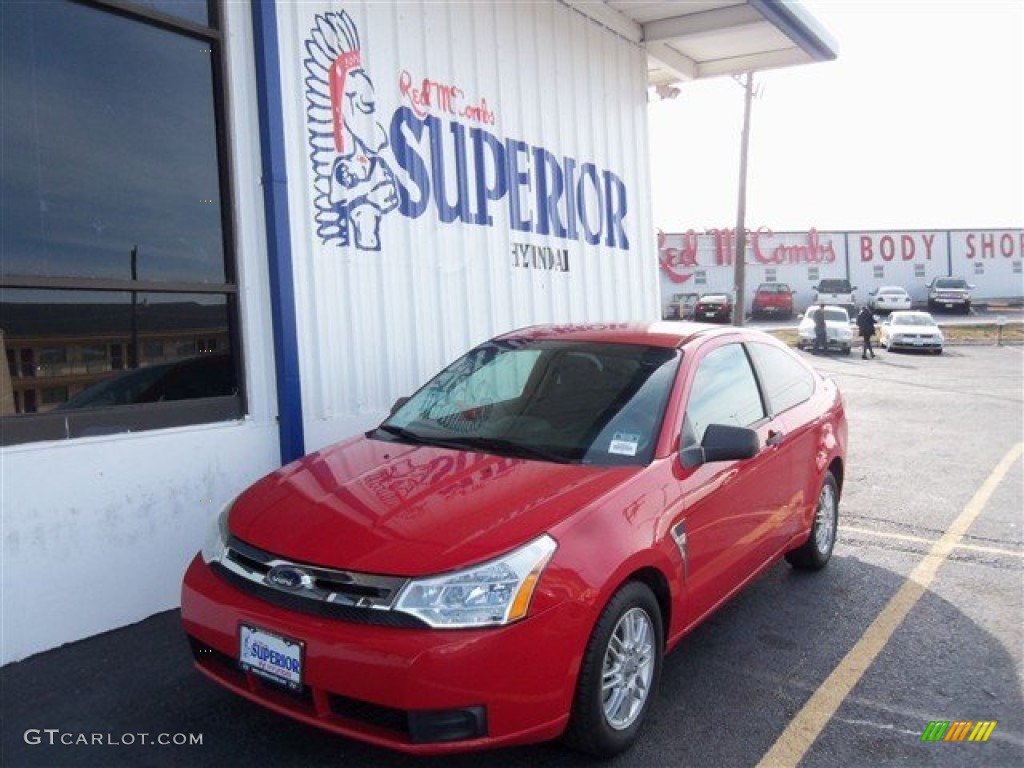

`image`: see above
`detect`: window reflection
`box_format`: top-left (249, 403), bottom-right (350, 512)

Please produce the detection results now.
top-left (1, 1), bottom-right (225, 282)
top-left (122, 0), bottom-right (211, 27)
top-left (1, 290), bottom-right (232, 414)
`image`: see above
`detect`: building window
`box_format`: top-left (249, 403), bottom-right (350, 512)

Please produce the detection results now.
top-left (873, 266), bottom-right (885, 279)
top-left (915, 264), bottom-right (927, 278)
top-left (974, 262), bottom-right (985, 275)
top-left (694, 271), bottom-right (707, 286)
top-left (807, 267), bottom-right (820, 283)
top-left (1, 0), bottom-right (241, 445)
top-left (1014, 262), bottom-right (1022, 274)
top-left (764, 268), bottom-right (777, 282)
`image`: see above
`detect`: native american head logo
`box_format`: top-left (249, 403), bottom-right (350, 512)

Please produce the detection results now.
top-left (304, 12), bottom-right (398, 251)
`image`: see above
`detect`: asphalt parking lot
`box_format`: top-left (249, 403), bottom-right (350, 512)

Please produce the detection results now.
top-left (3, 342), bottom-right (1022, 768)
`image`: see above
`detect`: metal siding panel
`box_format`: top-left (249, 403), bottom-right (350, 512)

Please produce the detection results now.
top-left (275, 1), bottom-right (657, 450)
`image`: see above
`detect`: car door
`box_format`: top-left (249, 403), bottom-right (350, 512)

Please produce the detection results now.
top-left (746, 341), bottom-right (820, 546)
top-left (671, 340), bottom-right (793, 624)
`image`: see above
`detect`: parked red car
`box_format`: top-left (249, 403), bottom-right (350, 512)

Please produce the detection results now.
top-left (182, 323), bottom-right (847, 756)
top-left (751, 282), bottom-right (795, 319)
top-left (693, 293), bottom-right (733, 323)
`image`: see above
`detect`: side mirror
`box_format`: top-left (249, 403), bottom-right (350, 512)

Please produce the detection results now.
top-left (390, 396), bottom-right (410, 415)
top-left (680, 424), bottom-right (761, 469)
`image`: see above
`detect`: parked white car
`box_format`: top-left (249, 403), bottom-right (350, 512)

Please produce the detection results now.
top-left (879, 311), bottom-right (944, 354)
top-left (867, 285), bottom-right (913, 313)
top-left (797, 305), bottom-right (853, 354)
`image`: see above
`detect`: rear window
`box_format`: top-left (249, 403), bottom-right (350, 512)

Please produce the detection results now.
top-left (934, 278), bottom-right (968, 289)
top-left (817, 280), bottom-right (852, 293)
top-left (757, 284), bottom-right (790, 294)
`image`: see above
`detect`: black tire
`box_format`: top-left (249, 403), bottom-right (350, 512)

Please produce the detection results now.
top-left (563, 582), bottom-right (664, 757)
top-left (786, 471), bottom-right (839, 571)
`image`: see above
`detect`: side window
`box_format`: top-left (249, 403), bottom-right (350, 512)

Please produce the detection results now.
top-left (747, 342), bottom-right (815, 415)
top-left (684, 344), bottom-right (765, 446)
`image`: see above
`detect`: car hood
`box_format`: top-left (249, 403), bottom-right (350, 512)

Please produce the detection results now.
top-left (890, 323), bottom-right (941, 333)
top-left (227, 435), bottom-right (633, 575)
top-left (800, 319), bottom-right (850, 332)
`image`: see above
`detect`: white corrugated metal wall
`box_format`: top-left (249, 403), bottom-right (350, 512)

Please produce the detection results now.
top-left (274, 1), bottom-right (659, 451)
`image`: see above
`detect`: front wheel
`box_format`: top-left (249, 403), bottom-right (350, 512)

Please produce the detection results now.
top-left (786, 471), bottom-right (839, 570)
top-left (563, 582), bottom-right (664, 757)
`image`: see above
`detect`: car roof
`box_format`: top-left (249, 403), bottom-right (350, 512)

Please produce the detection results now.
top-left (496, 322), bottom-right (762, 349)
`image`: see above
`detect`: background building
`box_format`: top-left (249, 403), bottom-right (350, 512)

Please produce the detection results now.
top-left (658, 227), bottom-right (1024, 316)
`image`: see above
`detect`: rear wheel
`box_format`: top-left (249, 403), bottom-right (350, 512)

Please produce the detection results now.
top-left (563, 582), bottom-right (664, 757)
top-left (786, 471), bottom-right (838, 570)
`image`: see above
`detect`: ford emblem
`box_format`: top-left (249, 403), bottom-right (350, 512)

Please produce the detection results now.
top-left (266, 565), bottom-right (314, 591)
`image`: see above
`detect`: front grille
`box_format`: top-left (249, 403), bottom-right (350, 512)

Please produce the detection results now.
top-left (210, 537), bottom-right (427, 628)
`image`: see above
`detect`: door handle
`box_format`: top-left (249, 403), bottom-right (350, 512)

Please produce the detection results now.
top-left (766, 430), bottom-right (785, 447)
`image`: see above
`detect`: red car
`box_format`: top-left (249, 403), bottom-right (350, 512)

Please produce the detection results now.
top-left (751, 282), bottom-right (795, 319)
top-left (182, 323), bottom-right (847, 756)
top-left (693, 293), bottom-right (733, 323)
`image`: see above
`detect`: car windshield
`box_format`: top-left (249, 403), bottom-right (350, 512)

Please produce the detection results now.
top-left (701, 295), bottom-right (728, 302)
top-left (935, 278), bottom-right (967, 289)
top-left (377, 340), bottom-right (680, 466)
top-left (893, 313), bottom-right (936, 326)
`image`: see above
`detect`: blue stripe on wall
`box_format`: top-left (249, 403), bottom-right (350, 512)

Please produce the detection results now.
top-left (251, 0), bottom-right (305, 464)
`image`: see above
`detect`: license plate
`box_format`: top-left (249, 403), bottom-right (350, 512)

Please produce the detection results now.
top-left (912, 338), bottom-right (925, 345)
top-left (239, 624), bottom-right (304, 690)
top-left (943, 302), bottom-right (953, 308)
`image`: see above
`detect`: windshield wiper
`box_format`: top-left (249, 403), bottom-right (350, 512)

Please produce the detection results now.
top-left (374, 424), bottom-right (430, 444)
top-left (373, 427), bottom-right (573, 464)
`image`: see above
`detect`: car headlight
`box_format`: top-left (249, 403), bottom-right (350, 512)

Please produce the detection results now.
top-left (394, 535), bottom-right (557, 628)
top-left (200, 498), bottom-right (233, 564)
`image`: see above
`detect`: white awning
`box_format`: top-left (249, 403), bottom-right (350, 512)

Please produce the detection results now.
top-left (564, 1), bottom-right (838, 85)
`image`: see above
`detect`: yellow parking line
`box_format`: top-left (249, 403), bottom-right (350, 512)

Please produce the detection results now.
top-left (757, 442), bottom-right (1024, 768)
top-left (843, 525), bottom-right (1024, 559)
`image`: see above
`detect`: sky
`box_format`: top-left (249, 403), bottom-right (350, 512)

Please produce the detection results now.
top-left (647, 0), bottom-right (1024, 234)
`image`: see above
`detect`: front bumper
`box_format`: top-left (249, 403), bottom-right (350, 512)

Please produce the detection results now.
top-left (887, 336), bottom-right (943, 351)
top-left (753, 304), bottom-right (790, 315)
top-left (181, 556), bottom-right (581, 753)
top-left (696, 309), bottom-right (730, 322)
top-left (799, 333), bottom-right (852, 351)
top-left (929, 294), bottom-right (969, 307)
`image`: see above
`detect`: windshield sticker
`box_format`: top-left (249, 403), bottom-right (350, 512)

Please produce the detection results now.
top-left (609, 433), bottom-right (640, 457)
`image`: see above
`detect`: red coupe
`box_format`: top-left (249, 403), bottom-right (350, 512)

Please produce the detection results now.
top-left (182, 322), bottom-right (847, 756)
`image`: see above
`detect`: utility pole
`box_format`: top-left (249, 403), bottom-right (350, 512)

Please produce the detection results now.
top-left (732, 71), bottom-right (754, 327)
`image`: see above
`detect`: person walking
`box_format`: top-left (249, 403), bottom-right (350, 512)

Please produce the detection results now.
top-left (812, 304), bottom-right (828, 354)
top-left (856, 306), bottom-right (877, 359)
